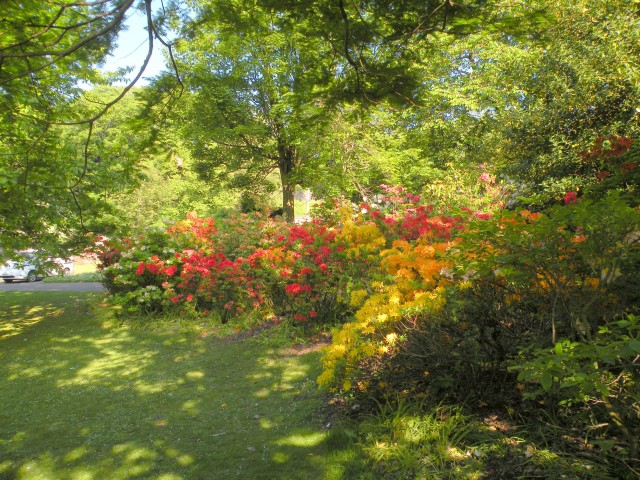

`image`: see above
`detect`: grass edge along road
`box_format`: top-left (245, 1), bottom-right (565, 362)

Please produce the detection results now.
top-left (0, 291), bottom-right (355, 480)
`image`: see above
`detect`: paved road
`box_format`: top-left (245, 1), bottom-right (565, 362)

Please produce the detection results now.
top-left (0, 281), bottom-right (104, 292)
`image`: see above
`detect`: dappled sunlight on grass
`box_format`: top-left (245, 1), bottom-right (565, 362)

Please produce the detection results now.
top-left (0, 292), bottom-right (354, 479)
top-left (275, 431), bottom-right (327, 448)
top-left (3, 441), bottom-right (196, 480)
top-left (0, 299), bottom-right (64, 340)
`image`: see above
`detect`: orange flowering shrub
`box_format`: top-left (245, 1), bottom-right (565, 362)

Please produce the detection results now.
top-left (454, 191), bottom-right (640, 343)
top-left (318, 190), bottom-right (469, 392)
top-left (318, 237), bottom-right (453, 392)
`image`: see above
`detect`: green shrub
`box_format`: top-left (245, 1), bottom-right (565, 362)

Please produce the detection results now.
top-left (513, 315), bottom-right (640, 465)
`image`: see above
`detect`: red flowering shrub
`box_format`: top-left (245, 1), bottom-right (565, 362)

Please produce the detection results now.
top-left (248, 220), bottom-right (349, 325)
top-left (95, 213), bottom-right (264, 318)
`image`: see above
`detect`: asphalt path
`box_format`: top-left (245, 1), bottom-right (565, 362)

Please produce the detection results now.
top-left (0, 281), bottom-right (104, 292)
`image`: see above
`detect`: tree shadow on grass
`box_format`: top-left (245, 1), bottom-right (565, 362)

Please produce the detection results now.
top-left (0, 292), bottom-right (357, 480)
top-left (2, 292), bottom-right (615, 479)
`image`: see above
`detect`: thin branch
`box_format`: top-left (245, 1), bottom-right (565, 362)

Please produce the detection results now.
top-left (0, 7), bottom-right (66, 51)
top-left (68, 186), bottom-right (85, 229)
top-left (0, 0), bottom-right (135, 86)
top-left (0, 5), bottom-right (122, 52)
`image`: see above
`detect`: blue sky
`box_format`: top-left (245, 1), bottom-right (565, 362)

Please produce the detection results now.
top-left (100, 8), bottom-right (167, 85)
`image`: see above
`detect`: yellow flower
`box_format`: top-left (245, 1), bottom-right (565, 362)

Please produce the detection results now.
top-left (385, 333), bottom-right (398, 345)
top-left (350, 289), bottom-right (369, 307)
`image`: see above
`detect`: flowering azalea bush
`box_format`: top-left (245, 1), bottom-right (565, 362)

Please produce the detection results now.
top-left (454, 190), bottom-right (640, 343)
top-left (317, 190), bottom-right (474, 393)
top-left (248, 221), bottom-right (349, 325)
top-left (96, 213), bottom-right (265, 317)
top-left (318, 185), bottom-right (640, 422)
top-left (318, 237), bottom-right (453, 392)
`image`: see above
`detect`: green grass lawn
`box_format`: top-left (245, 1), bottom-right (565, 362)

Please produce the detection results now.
top-left (0, 292), bottom-right (354, 480)
top-left (42, 272), bottom-right (102, 283)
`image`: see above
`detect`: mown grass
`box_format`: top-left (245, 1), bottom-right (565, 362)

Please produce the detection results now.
top-left (42, 272), bottom-right (102, 283)
top-left (0, 292), bottom-right (351, 480)
top-left (0, 292), bottom-right (621, 480)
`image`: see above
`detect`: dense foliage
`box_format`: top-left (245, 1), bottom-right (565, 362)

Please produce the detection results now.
top-left (4, 0), bottom-right (640, 477)
top-left (97, 178), bottom-right (640, 476)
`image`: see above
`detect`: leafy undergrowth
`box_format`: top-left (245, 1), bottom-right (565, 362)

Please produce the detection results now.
top-left (0, 292), bottom-right (629, 480)
top-left (327, 400), bottom-right (619, 480)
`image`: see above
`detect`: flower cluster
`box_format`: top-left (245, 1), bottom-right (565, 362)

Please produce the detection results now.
top-left (247, 221), bottom-right (346, 324)
top-left (96, 213), bottom-right (264, 317)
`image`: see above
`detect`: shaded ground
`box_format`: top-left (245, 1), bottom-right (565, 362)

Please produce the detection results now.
top-left (0, 292), bottom-right (350, 480)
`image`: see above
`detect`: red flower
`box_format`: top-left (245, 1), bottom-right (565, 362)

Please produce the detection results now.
top-left (309, 310), bottom-right (318, 318)
top-left (299, 267), bottom-right (313, 276)
top-left (146, 263), bottom-right (159, 274)
top-left (186, 293), bottom-right (194, 302)
top-left (285, 283), bottom-right (304, 295)
top-left (563, 191), bottom-right (578, 205)
top-left (320, 263), bottom-right (327, 273)
top-left (135, 263), bottom-right (146, 276)
top-left (162, 265), bottom-right (178, 276)
top-left (280, 268), bottom-right (291, 279)
top-left (293, 313), bottom-right (307, 321)
top-left (170, 296), bottom-right (180, 303)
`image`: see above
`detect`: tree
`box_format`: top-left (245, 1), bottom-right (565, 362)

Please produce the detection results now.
top-left (167, 0), bottom-right (339, 222)
top-left (371, 0), bottom-right (640, 208)
top-left (0, 0), bottom-right (178, 256)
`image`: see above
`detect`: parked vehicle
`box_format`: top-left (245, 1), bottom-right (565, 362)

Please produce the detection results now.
top-left (0, 253), bottom-right (73, 283)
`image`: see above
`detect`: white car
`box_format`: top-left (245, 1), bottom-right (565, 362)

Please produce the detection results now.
top-left (0, 254), bottom-right (73, 283)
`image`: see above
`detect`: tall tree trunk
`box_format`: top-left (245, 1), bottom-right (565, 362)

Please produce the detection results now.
top-left (282, 180), bottom-right (295, 223)
top-left (278, 144), bottom-right (296, 223)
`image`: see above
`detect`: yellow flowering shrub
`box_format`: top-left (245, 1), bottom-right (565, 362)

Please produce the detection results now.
top-left (319, 236), bottom-right (452, 392)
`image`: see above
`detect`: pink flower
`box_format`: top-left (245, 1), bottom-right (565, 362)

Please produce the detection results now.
top-left (479, 172), bottom-right (493, 183)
